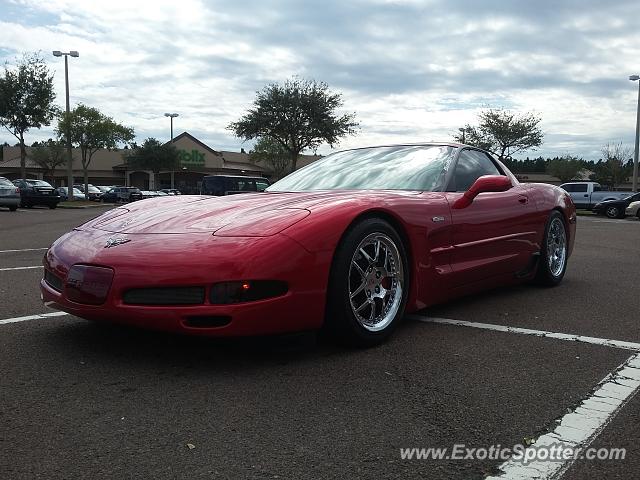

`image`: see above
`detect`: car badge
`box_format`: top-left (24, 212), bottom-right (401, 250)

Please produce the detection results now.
top-left (105, 236), bottom-right (131, 248)
top-left (431, 216), bottom-right (446, 223)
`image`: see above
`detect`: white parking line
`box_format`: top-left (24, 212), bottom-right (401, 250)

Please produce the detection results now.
top-left (0, 247), bottom-right (48, 253)
top-left (410, 315), bottom-right (640, 480)
top-left (486, 353), bottom-right (640, 480)
top-left (408, 316), bottom-right (640, 351)
top-left (0, 266), bottom-right (43, 271)
top-left (0, 311), bottom-right (69, 325)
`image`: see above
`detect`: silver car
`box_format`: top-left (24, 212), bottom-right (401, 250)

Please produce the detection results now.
top-left (0, 177), bottom-right (20, 211)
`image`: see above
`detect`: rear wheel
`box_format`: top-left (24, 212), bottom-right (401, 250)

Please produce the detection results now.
top-left (535, 211), bottom-right (568, 286)
top-left (325, 218), bottom-right (409, 347)
top-left (9, 205), bottom-right (17, 212)
top-left (49, 204), bottom-right (57, 209)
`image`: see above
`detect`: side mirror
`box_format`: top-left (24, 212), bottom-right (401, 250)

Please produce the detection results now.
top-left (452, 175), bottom-right (512, 209)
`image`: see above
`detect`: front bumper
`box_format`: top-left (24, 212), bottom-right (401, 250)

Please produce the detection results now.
top-left (40, 229), bottom-right (330, 336)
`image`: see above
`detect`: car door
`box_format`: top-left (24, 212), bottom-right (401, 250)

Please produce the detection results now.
top-left (444, 149), bottom-right (539, 286)
top-left (570, 183), bottom-right (589, 209)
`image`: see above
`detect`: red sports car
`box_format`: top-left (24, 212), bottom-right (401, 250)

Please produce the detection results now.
top-left (41, 144), bottom-right (576, 346)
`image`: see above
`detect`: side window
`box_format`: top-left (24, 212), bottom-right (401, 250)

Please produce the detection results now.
top-left (573, 184), bottom-right (588, 193)
top-left (451, 150), bottom-right (501, 192)
top-left (593, 184), bottom-right (602, 192)
top-left (256, 180), bottom-right (269, 192)
top-left (562, 184), bottom-right (575, 192)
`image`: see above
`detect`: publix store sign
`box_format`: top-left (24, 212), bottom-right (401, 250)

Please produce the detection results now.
top-left (179, 149), bottom-right (205, 168)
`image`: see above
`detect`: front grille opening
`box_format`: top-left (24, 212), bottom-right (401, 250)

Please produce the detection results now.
top-left (44, 270), bottom-right (63, 292)
top-left (184, 315), bottom-right (232, 328)
top-left (123, 286), bottom-right (205, 305)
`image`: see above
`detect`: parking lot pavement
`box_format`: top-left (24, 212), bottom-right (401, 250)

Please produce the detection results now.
top-left (0, 209), bottom-right (639, 479)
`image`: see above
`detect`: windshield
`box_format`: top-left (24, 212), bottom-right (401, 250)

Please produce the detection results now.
top-left (267, 145), bottom-right (456, 192)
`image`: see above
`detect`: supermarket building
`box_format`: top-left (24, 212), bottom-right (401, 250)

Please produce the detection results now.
top-left (0, 132), bottom-right (320, 193)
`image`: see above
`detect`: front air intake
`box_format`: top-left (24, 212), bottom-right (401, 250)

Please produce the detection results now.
top-left (123, 286), bottom-right (205, 305)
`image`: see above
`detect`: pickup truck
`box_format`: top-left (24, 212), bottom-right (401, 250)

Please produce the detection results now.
top-left (559, 182), bottom-right (632, 209)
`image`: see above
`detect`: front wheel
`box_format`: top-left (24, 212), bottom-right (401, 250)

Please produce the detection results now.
top-left (535, 211), bottom-right (568, 286)
top-left (325, 218), bottom-right (409, 347)
top-left (9, 205), bottom-right (17, 212)
top-left (49, 204), bottom-right (57, 209)
top-left (605, 206), bottom-right (621, 219)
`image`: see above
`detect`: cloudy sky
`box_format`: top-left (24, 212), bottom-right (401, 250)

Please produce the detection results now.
top-left (1, 0), bottom-right (640, 159)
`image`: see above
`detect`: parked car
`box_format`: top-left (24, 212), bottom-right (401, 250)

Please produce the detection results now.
top-left (56, 187), bottom-right (86, 201)
top-left (74, 184), bottom-right (103, 201)
top-left (560, 182), bottom-right (631, 210)
top-left (592, 192), bottom-right (640, 218)
top-left (200, 175), bottom-right (270, 196)
top-left (160, 189), bottom-right (181, 195)
top-left (0, 176), bottom-right (20, 211)
top-left (12, 179), bottom-right (60, 209)
top-left (42, 143), bottom-right (576, 347)
top-left (625, 200), bottom-right (640, 218)
top-left (100, 186), bottom-right (143, 203)
top-left (140, 190), bottom-right (168, 199)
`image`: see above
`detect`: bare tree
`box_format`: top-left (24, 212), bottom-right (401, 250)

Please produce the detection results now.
top-left (595, 142), bottom-right (633, 189)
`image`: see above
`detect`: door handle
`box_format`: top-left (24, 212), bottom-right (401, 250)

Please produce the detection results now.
top-left (583, 194), bottom-right (588, 197)
top-left (518, 197), bottom-right (528, 204)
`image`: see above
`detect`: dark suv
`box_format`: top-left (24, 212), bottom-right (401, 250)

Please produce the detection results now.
top-left (12, 179), bottom-right (61, 209)
top-left (200, 175), bottom-right (270, 196)
top-left (100, 186), bottom-right (143, 203)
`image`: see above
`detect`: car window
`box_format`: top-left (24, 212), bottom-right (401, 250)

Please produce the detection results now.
top-left (256, 180), bottom-right (269, 192)
top-left (593, 184), bottom-right (602, 192)
top-left (561, 184), bottom-right (574, 192)
top-left (450, 150), bottom-right (502, 192)
top-left (26, 180), bottom-right (53, 187)
top-left (573, 184), bottom-right (588, 192)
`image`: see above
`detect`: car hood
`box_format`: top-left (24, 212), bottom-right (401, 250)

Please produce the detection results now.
top-left (82, 190), bottom-right (421, 236)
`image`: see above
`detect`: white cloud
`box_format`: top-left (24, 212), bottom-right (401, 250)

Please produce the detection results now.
top-left (1, 0), bottom-right (639, 159)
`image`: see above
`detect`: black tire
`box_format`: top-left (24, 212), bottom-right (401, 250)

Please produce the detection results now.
top-left (535, 211), bottom-right (568, 287)
top-left (49, 204), bottom-right (57, 209)
top-left (605, 206), bottom-right (620, 219)
top-left (26, 203), bottom-right (33, 209)
top-left (325, 218), bottom-right (409, 347)
top-left (9, 205), bottom-right (17, 212)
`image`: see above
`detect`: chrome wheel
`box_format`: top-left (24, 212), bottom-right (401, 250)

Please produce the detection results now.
top-left (546, 217), bottom-right (567, 278)
top-left (348, 233), bottom-right (404, 332)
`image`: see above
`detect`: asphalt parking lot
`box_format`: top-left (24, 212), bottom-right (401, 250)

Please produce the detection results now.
top-left (1, 206), bottom-right (639, 480)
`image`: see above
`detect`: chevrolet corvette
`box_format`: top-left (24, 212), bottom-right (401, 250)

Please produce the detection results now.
top-left (41, 144), bottom-right (576, 346)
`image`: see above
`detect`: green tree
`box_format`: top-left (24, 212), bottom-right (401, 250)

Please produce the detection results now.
top-left (0, 53), bottom-right (58, 179)
top-left (249, 136), bottom-right (292, 180)
top-left (453, 108), bottom-right (544, 160)
top-left (228, 77), bottom-right (358, 173)
top-left (57, 104), bottom-right (134, 194)
top-left (125, 138), bottom-right (181, 189)
top-left (591, 142), bottom-right (633, 188)
top-left (546, 155), bottom-right (583, 183)
top-left (31, 138), bottom-right (67, 185)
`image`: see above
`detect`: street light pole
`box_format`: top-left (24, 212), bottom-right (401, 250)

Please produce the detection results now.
top-left (164, 113), bottom-right (179, 189)
top-left (630, 75), bottom-right (640, 192)
top-left (53, 50), bottom-right (79, 200)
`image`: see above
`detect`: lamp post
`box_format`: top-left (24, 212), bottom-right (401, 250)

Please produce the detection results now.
top-left (630, 75), bottom-right (640, 192)
top-left (53, 50), bottom-right (79, 200)
top-left (164, 113), bottom-right (179, 189)
top-left (164, 113), bottom-right (179, 142)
